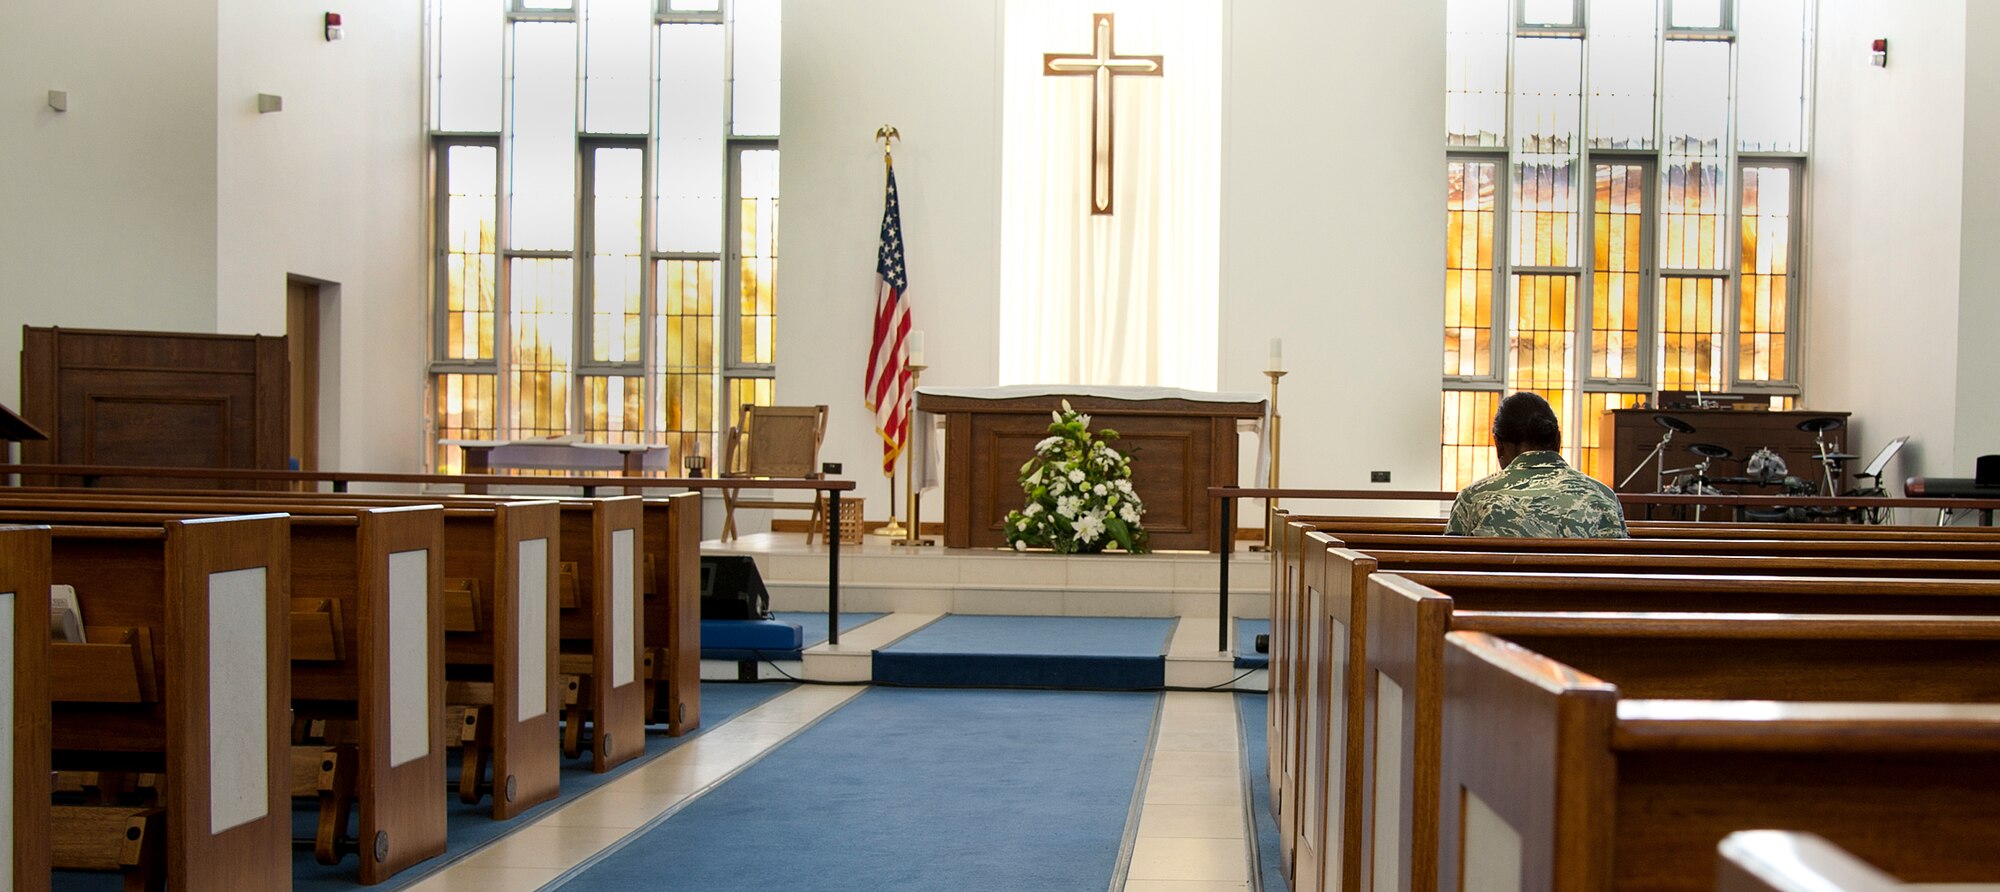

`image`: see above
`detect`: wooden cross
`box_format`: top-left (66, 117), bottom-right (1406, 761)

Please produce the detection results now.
top-left (1043, 13), bottom-right (1163, 216)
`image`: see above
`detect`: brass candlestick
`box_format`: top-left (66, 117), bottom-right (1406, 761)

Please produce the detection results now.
top-left (894, 363), bottom-right (935, 547)
top-left (1261, 368), bottom-right (1287, 551)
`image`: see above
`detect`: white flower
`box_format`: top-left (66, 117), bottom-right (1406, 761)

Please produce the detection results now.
top-left (1115, 479), bottom-right (1134, 494)
top-left (1024, 503), bottom-right (1042, 516)
top-left (1093, 483), bottom-right (1107, 496)
top-left (1078, 413), bottom-right (1091, 427)
top-left (1013, 539), bottom-right (1027, 551)
top-left (1052, 409), bottom-right (1062, 422)
top-left (1035, 436), bottom-right (1062, 453)
top-left (1026, 467), bottom-right (1043, 485)
top-left (1061, 399), bottom-right (1074, 413)
top-left (1017, 518), bottom-right (1029, 530)
top-left (1104, 448), bottom-right (1120, 462)
top-left (1056, 495), bottom-right (1082, 518)
top-left (1074, 510), bottom-right (1106, 543)
top-left (1119, 504), bottom-right (1142, 525)
top-left (1049, 479), bottom-right (1066, 495)
top-left (1067, 469), bottom-right (1085, 483)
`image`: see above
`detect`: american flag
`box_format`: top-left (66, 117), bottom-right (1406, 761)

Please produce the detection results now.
top-left (864, 160), bottom-right (913, 476)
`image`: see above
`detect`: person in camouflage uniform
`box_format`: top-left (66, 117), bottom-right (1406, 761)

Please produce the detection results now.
top-left (1445, 392), bottom-right (1629, 538)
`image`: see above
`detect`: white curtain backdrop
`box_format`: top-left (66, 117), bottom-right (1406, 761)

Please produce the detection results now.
top-left (998, 0), bottom-right (1222, 390)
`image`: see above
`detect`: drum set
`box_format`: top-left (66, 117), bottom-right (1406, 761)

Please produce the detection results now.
top-left (1620, 413), bottom-right (1881, 523)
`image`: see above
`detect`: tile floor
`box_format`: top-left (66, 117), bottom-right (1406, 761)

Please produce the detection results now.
top-left (401, 685), bottom-right (1261, 891)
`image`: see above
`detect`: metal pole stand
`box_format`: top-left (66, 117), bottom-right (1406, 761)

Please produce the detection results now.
top-left (893, 362), bottom-right (935, 547)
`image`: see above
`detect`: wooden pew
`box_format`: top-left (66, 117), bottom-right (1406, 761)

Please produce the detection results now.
top-left (1317, 532), bottom-right (2000, 559)
top-left (1440, 628), bottom-right (2000, 890)
top-left (1359, 570), bottom-right (2000, 892)
top-left (13, 506), bottom-right (449, 885)
top-left (2, 488), bottom-right (699, 739)
top-left (5, 526), bottom-right (53, 892)
top-left (1714, 830), bottom-right (1974, 892)
top-left (0, 492), bottom-right (566, 822)
top-left (45, 515), bottom-right (291, 890)
top-left (1288, 515), bottom-right (2000, 541)
top-left (551, 495), bottom-right (646, 772)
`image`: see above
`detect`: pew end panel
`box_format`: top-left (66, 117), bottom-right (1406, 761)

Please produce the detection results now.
top-left (5, 526), bottom-right (54, 892)
top-left (1291, 534), bottom-right (1333, 891)
top-left (556, 498), bottom-right (645, 772)
top-left (353, 505), bottom-right (449, 882)
top-left (1270, 515), bottom-right (1304, 845)
top-left (644, 492), bottom-right (701, 735)
top-left (163, 514), bottom-right (295, 891)
top-left (1294, 542), bottom-right (1376, 892)
top-left (493, 501), bottom-right (561, 819)
top-left (1360, 574), bottom-right (1451, 892)
top-left (1436, 631), bottom-right (1617, 892)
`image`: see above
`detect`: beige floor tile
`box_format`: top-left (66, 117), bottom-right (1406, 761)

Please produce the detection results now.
top-left (1143, 774), bottom-right (1246, 806)
top-left (1121, 881), bottom-right (1251, 892)
top-left (400, 865), bottom-right (567, 892)
top-left (1148, 749), bottom-right (1241, 777)
top-left (460, 824), bottom-right (634, 869)
top-left (1134, 803), bottom-right (1245, 839)
top-left (535, 788), bottom-right (682, 829)
top-left (1153, 730), bottom-right (1242, 753)
top-left (620, 756), bottom-right (741, 793)
top-left (1125, 836), bottom-right (1251, 882)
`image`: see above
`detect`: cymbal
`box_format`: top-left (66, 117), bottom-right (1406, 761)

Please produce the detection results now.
top-left (1653, 414), bottom-right (1696, 434)
top-left (1689, 443), bottom-right (1734, 459)
top-left (1796, 416), bottom-right (1846, 433)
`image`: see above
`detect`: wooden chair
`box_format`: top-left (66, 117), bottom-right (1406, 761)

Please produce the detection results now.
top-left (720, 405), bottom-right (829, 542)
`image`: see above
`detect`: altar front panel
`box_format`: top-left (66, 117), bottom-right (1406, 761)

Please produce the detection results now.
top-left (923, 393), bottom-right (1261, 552)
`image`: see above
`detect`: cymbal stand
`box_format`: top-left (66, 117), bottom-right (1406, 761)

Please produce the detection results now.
top-left (1618, 426), bottom-right (1678, 493)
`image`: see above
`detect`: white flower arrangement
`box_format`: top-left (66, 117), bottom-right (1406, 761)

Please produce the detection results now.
top-left (1002, 400), bottom-right (1150, 554)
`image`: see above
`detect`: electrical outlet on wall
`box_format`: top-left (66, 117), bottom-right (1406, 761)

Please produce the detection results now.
top-left (1370, 471), bottom-right (1391, 483)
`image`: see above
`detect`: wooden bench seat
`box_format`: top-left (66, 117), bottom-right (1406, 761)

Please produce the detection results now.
top-left (1715, 830), bottom-right (2000, 892)
top-left (39, 516), bottom-right (291, 890)
top-left (1441, 629), bottom-right (2000, 891)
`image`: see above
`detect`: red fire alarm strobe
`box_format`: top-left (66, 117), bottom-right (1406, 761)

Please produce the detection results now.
top-left (1871, 38), bottom-right (1887, 67)
top-left (326, 12), bottom-right (344, 42)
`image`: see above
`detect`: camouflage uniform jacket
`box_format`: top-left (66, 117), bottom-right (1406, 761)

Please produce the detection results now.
top-left (1445, 450), bottom-right (1629, 538)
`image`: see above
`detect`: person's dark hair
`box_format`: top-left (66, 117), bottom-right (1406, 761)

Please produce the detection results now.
top-left (1491, 392), bottom-right (1562, 452)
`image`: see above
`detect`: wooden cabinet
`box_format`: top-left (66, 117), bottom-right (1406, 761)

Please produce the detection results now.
top-left (1598, 408), bottom-right (1850, 492)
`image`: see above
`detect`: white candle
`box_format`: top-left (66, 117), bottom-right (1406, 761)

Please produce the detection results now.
top-left (908, 329), bottom-right (926, 367)
top-left (1268, 337), bottom-right (1283, 372)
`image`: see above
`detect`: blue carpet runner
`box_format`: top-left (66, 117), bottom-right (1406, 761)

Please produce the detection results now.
top-left (51, 682), bottom-right (797, 892)
top-left (564, 687), bottom-right (1160, 891)
top-left (701, 611), bottom-right (885, 661)
top-left (1238, 692), bottom-right (1289, 891)
top-left (872, 614), bottom-right (1176, 689)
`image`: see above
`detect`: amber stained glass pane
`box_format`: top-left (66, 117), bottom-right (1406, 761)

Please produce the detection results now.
top-left (433, 372), bottom-right (497, 473)
top-left (591, 147), bottom-right (645, 363)
top-left (737, 149), bottom-right (779, 366)
top-left (1574, 391), bottom-right (1646, 482)
top-left (1590, 162), bottom-right (1645, 380)
top-left (581, 375), bottom-right (645, 445)
top-left (1738, 166), bottom-right (1792, 382)
top-left (1442, 390), bottom-right (1503, 490)
top-left (1445, 159), bottom-right (1498, 377)
top-left (445, 145), bottom-right (498, 361)
top-left (1658, 275), bottom-right (1726, 390)
top-left (656, 258), bottom-right (719, 466)
top-left (509, 257), bottom-right (573, 437)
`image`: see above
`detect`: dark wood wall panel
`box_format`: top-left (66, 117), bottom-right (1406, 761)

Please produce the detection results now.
top-left (20, 326), bottom-right (288, 488)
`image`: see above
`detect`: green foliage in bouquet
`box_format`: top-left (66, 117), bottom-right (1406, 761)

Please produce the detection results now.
top-left (1002, 400), bottom-right (1150, 554)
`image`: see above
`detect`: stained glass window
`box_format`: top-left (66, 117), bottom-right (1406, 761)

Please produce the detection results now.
top-left (428, 3), bottom-right (781, 473)
top-left (1439, 0), bottom-right (1812, 490)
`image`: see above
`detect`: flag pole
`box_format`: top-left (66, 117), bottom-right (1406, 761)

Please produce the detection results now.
top-left (896, 361), bottom-right (935, 546)
top-left (869, 124), bottom-right (909, 540)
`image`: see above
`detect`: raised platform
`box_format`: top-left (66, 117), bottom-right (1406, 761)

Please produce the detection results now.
top-left (699, 533), bottom-right (1272, 689)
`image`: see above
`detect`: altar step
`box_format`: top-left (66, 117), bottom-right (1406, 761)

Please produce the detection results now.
top-left (702, 611), bottom-right (1267, 692)
top-left (705, 531), bottom-right (1273, 619)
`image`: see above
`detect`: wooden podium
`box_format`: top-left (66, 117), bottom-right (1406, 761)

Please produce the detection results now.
top-left (918, 388), bottom-right (1265, 552)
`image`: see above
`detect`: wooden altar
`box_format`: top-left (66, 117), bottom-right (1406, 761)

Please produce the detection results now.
top-left (918, 388), bottom-right (1265, 552)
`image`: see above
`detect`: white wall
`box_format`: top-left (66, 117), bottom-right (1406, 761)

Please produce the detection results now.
top-left (1955, 2), bottom-right (2000, 471)
top-left (1807, 0), bottom-right (1968, 484)
top-left (781, 0), bottom-right (1446, 521)
top-left (0, 0), bottom-right (221, 405)
top-left (215, 0), bottom-right (428, 472)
